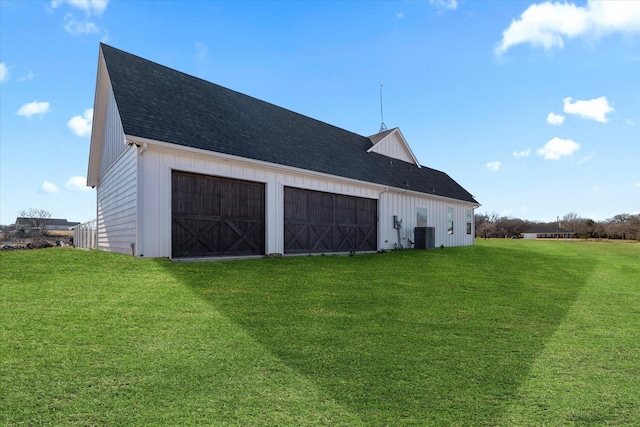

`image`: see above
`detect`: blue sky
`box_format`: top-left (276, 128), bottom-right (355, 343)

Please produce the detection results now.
top-left (1, 0), bottom-right (639, 225)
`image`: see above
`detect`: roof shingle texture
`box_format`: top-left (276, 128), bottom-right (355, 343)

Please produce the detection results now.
top-left (101, 44), bottom-right (478, 204)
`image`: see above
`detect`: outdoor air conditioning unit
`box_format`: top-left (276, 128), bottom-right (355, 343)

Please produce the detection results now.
top-left (414, 227), bottom-right (435, 250)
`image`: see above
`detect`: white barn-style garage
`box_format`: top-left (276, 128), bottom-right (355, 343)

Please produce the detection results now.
top-left (87, 44), bottom-right (479, 259)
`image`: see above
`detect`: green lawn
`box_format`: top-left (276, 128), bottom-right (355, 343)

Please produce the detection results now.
top-left (2, 240), bottom-right (639, 426)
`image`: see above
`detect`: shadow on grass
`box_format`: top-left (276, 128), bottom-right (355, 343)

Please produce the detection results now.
top-left (163, 242), bottom-right (594, 425)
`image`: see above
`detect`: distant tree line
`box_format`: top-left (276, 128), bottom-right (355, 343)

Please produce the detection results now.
top-left (475, 212), bottom-right (640, 241)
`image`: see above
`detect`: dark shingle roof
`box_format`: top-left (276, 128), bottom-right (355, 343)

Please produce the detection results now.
top-left (100, 44), bottom-right (478, 204)
top-left (15, 218), bottom-right (80, 227)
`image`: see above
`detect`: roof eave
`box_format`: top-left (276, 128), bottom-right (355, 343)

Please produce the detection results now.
top-left (125, 134), bottom-right (477, 205)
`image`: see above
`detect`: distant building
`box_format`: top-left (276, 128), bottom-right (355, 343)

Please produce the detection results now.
top-left (522, 227), bottom-right (575, 239)
top-left (15, 217), bottom-right (80, 233)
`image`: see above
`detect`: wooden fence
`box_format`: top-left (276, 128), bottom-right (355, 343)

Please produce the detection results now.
top-left (73, 219), bottom-right (97, 250)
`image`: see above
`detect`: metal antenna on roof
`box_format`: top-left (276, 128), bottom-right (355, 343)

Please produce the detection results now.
top-left (379, 82), bottom-right (388, 133)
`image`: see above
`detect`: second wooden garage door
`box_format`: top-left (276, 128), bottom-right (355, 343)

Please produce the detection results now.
top-left (172, 171), bottom-right (265, 258)
top-left (284, 187), bottom-right (377, 254)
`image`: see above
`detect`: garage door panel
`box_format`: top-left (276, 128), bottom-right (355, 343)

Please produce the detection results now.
top-left (172, 171), bottom-right (265, 258)
top-left (309, 224), bottom-right (333, 251)
top-left (284, 222), bottom-right (308, 252)
top-left (357, 225), bottom-right (376, 250)
top-left (335, 225), bottom-right (356, 252)
top-left (220, 219), bottom-right (263, 253)
top-left (172, 219), bottom-right (221, 256)
top-left (309, 192), bottom-right (333, 223)
top-left (335, 196), bottom-right (357, 224)
top-left (284, 187), bottom-right (377, 254)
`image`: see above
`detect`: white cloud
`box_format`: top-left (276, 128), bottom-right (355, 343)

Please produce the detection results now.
top-left (578, 152), bottom-right (594, 163)
top-left (563, 96), bottom-right (613, 123)
top-left (64, 15), bottom-right (99, 36)
top-left (0, 63), bottom-right (8, 83)
top-left (536, 137), bottom-right (580, 160)
top-left (636, 182), bottom-right (640, 188)
top-left (513, 148), bottom-right (531, 158)
top-left (41, 181), bottom-right (59, 194)
top-left (547, 112), bottom-right (565, 125)
top-left (429, 0), bottom-right (457, 10)
top-left (486, 161), bottom-right (501, 172)
top-left (396, 12), bottom-right (404, 20)
top-left (51, 1), bottom-right (108, 37)
top-left (51, 0), bottom-right (108, 16)
top-left (626, 119), bottom-right (634, 125)
top-left (17, 101), bottom-right (51, 118)
top-left (19, 71), bottom-right (34, 82)
top-left (65, 176), bottom-right (91, 191)
top-left (496, 0), bottom-right (640, 55)
top-left (68, 108), bottom-right (93, 136)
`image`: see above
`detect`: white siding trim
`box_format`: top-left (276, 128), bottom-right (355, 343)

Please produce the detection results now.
top-left (97, 146), bottom-right (138, 255)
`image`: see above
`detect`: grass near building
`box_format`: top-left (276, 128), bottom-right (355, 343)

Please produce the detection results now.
top-left (2, 240), bottom-right (639, 425)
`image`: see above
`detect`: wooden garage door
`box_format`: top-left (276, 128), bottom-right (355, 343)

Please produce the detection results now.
top-left (284, 187), bottom-right (377, 254)
top-left (172, 171), bottom-right (265, 258)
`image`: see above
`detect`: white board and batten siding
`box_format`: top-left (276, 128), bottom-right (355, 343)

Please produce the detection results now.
top-left (379, 191), bottom-right (475, 249)
top-left (132, 141), bottom-right (475, 258)
top-left (95, 87), bottom-right (138, 256)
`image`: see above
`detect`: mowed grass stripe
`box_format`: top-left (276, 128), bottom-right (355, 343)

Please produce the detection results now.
top-left (1, 250), bottom-right (362, 426)
top-left (167, 241), bottom-right (597, 425)
top-left (1, 241), bottom-right (638, 425)
top-left (499, 242), bottom-right (640, 426)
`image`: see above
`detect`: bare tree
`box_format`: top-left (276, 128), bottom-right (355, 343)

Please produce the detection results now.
top-left (598, 213), bottom-right (640, 240)
top-left (591, 220), bottom-right (606, 239)
top-left (475, 213), bottom-right (497, 238)
top-left (494, 216), bottom-right (525, 238)
top-left (561, 212), bottom-right (580, 232)
top-left (629, 215), bottom-right (640, 241)
top-left (473, 211), bottom-right (638, 241)
top-left (18, 208), bottom-right (52, 235)
top-left (476, 221), bottom-right (495, 239)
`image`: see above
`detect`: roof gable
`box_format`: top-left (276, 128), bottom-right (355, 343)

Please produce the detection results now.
top-left (367, 128), bottom-right (420, 167)
top-left (94, 44), bottom-right (478, 205)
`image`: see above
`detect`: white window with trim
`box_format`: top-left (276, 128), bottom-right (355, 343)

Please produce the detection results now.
top-left (417, 207), bottom-right (428, 227)
top-left (447, 207), bottom-right (454, 235)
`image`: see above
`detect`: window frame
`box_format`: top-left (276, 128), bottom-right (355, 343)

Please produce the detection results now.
top-left (417, 207), bottom-right (428, 227)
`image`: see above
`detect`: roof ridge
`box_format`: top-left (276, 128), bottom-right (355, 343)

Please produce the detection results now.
top-left (100, 43), bottom-right (369, 142)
